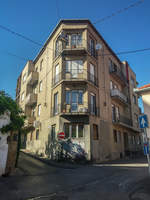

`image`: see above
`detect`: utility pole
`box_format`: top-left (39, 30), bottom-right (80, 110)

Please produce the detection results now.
top-left (139, 114), bottom-right (150, 175)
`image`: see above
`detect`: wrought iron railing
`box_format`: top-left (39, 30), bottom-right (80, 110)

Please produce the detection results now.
top-left (112, 114), bottom-right (133, 126)
top-left (52, 69), bottom-right (98, 87)
top-left (52, 102), bottom-right (99, 117)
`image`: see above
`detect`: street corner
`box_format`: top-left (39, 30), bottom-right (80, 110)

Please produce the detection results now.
top-left (129, 178), bottom-right (150, 200)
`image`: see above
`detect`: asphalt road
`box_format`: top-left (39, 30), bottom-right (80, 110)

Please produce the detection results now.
top-left (0, 152), bottom-right (149, 200)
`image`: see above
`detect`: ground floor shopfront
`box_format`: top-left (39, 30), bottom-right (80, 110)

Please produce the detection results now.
top-left (24, 115), bottom-right (142, 162)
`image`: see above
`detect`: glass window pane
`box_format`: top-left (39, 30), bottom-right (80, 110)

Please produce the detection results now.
top-left (64, 124), bottom-right (69, 138)
top-left (71, 35), bottom-right (76, 46)
top-left (66, 91), bottom-right (71, 104)
top-left (72, 91), bottom-right (78, 103)
top-left (78, 91), bottom-right (83, 104)
top-left (72, 124), bottom-right (76, 138)
top-left (78, 60), bottom-right (83, 73)
top-left (66, 61), bottom-right (71, 72)
top-left (77, 34), bottom-right (82, 46)
top-left (78, 125), bottom-right (83, 137)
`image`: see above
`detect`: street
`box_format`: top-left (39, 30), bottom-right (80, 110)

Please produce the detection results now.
top-left (0, 152), bottom-right (150, 200)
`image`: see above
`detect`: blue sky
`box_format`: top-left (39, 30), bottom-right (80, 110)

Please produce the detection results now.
top-left (0, 0), bottom-right (149, 99)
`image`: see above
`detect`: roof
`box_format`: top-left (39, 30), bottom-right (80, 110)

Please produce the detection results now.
top-left (134, 83), bottom-right (150, 94)
top-left (33, 19), bottom-right (122, 65)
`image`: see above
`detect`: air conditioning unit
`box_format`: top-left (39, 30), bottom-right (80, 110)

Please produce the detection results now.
top-left (33, 120), bottom-right (41, 128)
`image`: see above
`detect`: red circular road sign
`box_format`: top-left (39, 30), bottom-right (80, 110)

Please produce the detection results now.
top-left (58, 132), bottom-right (65, 139)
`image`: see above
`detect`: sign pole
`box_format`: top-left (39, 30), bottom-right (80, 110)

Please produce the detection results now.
top-left (144, 128), bottom-right (150, 176)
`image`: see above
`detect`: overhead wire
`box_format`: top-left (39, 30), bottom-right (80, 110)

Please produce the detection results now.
top-left (93, 0), bottom-right (144, 24)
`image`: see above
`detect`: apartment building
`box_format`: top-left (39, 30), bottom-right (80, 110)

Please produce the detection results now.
top-left (16, 19), bottom-right (142, 162)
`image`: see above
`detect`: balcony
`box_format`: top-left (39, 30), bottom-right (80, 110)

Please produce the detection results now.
top-left (55, 39), bottom-right (97, 59)
top-left (27, 116), bottom-right (36, 126)
top-left (111, 89), bottom-right (128, 105)
top-left (27, 72), bottom-right (39, 85)
top-left (110, 65), bottom-right (127, 86)
top-left (52, 70), bottom-right (98, 87)
top-left (26, 93), bottom-right (37, 106)
top-left (52, 103), bottom-right (99, 117)
top-left (112, 114), bottom-right (133, 127)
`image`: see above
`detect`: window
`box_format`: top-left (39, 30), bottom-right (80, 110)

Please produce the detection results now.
top-left (32, 107), bottom-right (36, 117)
top-left (90, 93), bottom-right (96, 115)
top-left (39, 81), bottom-right (42, 92)
top-left (54, 93), bottom-right (58, 115)
top-left (133, 95), bottom-right (137, 104)
top-left (112, 104), bottom-right (120, 122)
top-left (89, 39), bottom-right (95, 57)
top-left (23, 73), bottom-right (26, 83)
top-left (40, 60), bottom-right (43, 71)
top-left (71, 34), bottom-right (82, 47)
top-left (51, 125), bottom-right (56, 140)
top-left (66, 60), bottom-right (83, 77)
top-left (93, 124), bottom-right (99, 140)
top-left (21, 92), bottom-right (24, 101)
top-left (78, 125), bottom-right (84, 137)
top-left (55, 39), bottom-right (61, 57)
top-left (38, 104), bottom-right (41, 116)
top-left (90, 63), bottom-right (95, 83)
top-left (64, 123), bottom-right (84, 139)
top-left (66, 90), bottom-right (83, 105)
top-left (113, 129), bottom-right (117, 143)
top-left (64, 123), bottom-right (70, 138)
top-left (117, 131), bottom-right (121, 142)
top-left (35, 67), bottom-right (38, 72)
top-left (36, 130), bottom-right (39, 140)
top-left (55, 64), bottom-right (59, 84)
top-left (131, 77), bottom-right (135, 86)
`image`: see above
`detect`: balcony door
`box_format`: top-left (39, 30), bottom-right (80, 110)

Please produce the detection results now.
top-left (55, 64), bottom-right (59, 84)
top-left (90, 63), bottom-right (95, 83)
top-left (66, 60), bottom-right (83, 79)
top-left (66, 90), bottom-right (83, 112)
top-left (90, 93), bottom-right (96, 114)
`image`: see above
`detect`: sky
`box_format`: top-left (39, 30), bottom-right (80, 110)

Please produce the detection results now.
top-left (0, 0), bottom-right (150, 100)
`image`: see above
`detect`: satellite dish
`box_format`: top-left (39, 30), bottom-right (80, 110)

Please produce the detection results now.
top-left (96, 43), bottom-right (102, 50)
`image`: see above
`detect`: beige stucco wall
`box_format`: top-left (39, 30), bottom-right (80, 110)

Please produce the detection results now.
top-left (142, 91), bottom-right (150, 138)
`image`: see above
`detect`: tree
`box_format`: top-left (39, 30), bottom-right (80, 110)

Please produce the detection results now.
top-left (0, 90), bottom-right (26, 168)
top-left (0, 91), bottom-right (25, 133)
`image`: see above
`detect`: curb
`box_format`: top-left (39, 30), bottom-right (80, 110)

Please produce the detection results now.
top-left (20, 150), bottom-right (80, 169)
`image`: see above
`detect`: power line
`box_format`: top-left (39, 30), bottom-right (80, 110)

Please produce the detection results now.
top-left (98, 47), bottom-right (150, 56)
top-left (93, 0), bottom-right (144, 24)
top-left (0, 25), bottom-right (43, 47)
top-left (56, 0), bottom-right (61, 20)
top-left (1, 50), bottom-right (29, 61)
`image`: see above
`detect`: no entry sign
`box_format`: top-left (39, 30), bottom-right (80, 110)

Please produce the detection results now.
top-left (58, 132), bottom-right (65, 139)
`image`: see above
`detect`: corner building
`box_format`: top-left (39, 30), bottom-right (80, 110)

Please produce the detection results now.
top-left (16, 20), bottom-right (142, 162)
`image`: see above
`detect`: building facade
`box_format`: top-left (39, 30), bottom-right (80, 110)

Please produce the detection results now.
top-left (135, 84), bottom-right (150, 138)
top-left (16, 20), bottom-right (141, 162)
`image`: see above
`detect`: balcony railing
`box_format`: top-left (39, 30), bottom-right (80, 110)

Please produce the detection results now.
top-left (26, 93), bottom-right (37, 106)
top-left (27, 72), bottom-right (39, 85)
top-left (110, 65), bottom-right (127, 84)
top-left (111, 89), bottom-right (128, 104)
top-left (52, 69), bottom-right (98, 87)
top-left (55, 40), bottom-right (97, 58)
top-left (52, 102), bottom-right (99, 117)
top-left (112, 114), bottom-right (133, 127)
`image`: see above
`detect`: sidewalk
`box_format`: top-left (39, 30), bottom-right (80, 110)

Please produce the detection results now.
top-left (20, 149), bottom-right (83, 169)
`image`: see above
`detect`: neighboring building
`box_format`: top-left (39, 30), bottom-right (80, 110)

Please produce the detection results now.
top-left (134, 84), bottom-right (150, 138)
top-left (16, 19), bottom-right (141, 162)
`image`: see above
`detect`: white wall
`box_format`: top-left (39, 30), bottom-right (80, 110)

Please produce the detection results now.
top-left (0, 112), bottom-right (10, 176)
top-left (142, 91), bottom-right (150, 138)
